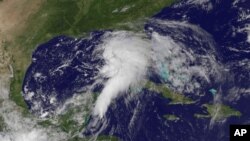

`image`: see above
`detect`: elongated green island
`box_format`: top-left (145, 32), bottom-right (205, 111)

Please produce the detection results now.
top-left (145, 81), bottom-right (195, 105)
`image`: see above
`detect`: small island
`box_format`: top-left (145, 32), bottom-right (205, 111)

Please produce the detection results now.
top-left (164, 114), bottom-right (180, 121)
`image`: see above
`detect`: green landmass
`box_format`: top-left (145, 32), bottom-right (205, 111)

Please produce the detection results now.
top-left (37, 108), bottom-right (88, 136)
top-left (58, 109), bottom-right (80, 134)
top-left (37, 113), bottom-right (78, 134)
top-left (145, 81), bottom-right (195, 104)
top-left (37, 93), bottom-right (97, 138)
top-left (45, 107), bottom-right (89, 135)
top-left (194, 104), bottom-right (242, 121)
top-left (38, 119), bottom-right (54, 127)
top-left (0, 115), bottom-right (6, 131)
top-left (164, 114), bottom-right (180, 121)
top-left (9, 0), bottom-right (176, 112)
top-left (96, 136), bottom-right (119, 141)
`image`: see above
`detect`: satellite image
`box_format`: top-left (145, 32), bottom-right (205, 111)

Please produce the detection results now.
top-left (0, 0), bottom-right (249, 141)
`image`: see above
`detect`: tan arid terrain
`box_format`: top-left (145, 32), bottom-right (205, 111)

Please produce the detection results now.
top-left (0, 0), bottom-right (42, 76)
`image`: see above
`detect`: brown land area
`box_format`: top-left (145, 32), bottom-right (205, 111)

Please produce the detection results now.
top-left (0, 0), bottom-right (43, 75)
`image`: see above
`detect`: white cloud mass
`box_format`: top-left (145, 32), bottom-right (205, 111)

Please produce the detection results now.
top-left (93, 21), bottom-right (221, 119)
top-left (93, 31), bottom-right (151, 118)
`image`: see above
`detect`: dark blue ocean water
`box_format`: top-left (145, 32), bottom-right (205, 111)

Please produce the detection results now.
top-left (22, 0), bottom-right (250, 140)
top-left (99, 1), bottom-right (250, 141)
top-left (22, 31), bottom-right (106, 115)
